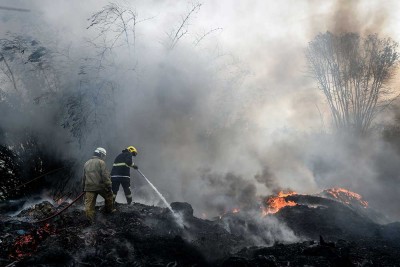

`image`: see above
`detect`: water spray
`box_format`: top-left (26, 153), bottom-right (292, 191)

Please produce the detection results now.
top-left (136, 169), bottom-right (184, 227)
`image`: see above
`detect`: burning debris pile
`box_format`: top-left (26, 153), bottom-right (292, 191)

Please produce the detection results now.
top-left (320, 188), bottom-right (369, 208)
top-left (1, 187), bottom-right (400, 266)
top-left (16, 201), bottom-right (57, 220)
top-left (9, 223), bottom-right (55, 260)
top-left (262, 191), bottom-right (298, 215)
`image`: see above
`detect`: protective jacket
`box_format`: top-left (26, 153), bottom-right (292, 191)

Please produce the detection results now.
top-left (110, 151), bottom-right (135, 178)
top-left (83, 156), bottom-right (112, 191)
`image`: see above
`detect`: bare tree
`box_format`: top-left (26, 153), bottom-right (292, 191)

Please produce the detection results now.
top-left (0, 51), bottom-right (19, 94)
top-left (87, 3), bottom-right (138, 51)
top-left (194, 27), bottom-right (223, 46)
top-left (0, 34), bottom-right (60, 101)
top-left (306, 32), bottom-right (399, 134)
top-left (166, 2), bottom-right (202, 50)
top-left (64, 3), bottom-right (150, 147)
top-left (86, 2), bottom-right (153, 70)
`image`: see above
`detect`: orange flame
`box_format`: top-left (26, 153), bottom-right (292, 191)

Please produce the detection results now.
top-left (10, 223), bottom-right (55, 259)
top-left (324, 187), bottom-right (368, 208)
top-left (277, 191), bottom-right (297, 198)
top-left (262, 191), bottom-right (298, 215)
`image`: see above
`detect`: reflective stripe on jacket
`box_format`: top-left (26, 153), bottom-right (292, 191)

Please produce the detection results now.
top-left (83, 156), bottom-right (112, 191)
top-left (110, 151), bottom-right (134, 177)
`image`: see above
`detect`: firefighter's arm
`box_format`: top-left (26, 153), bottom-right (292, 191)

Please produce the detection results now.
top-left (128, 162), bottom-right (138, 169)
top-left (126, 154), bottom-right (138, 169)
top-left (131, 163), bottom-right (138, 169)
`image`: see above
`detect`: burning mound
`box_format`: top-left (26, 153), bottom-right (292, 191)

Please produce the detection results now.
top-left (220, 188), bottom-right (400, 242)
top-left (320, 187), bottom-right (369, 208)
top-left (262, 191), bottom-right (297, 215)
top-left (260, 188), bottom-right (369, 215)
top-left (0, 188), bottom-right (400, 266)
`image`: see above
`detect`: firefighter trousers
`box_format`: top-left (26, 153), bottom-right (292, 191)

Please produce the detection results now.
top-left (84, 189), bottom-right (114, 221)
top-left (111, 176), bottom-right (132, 204)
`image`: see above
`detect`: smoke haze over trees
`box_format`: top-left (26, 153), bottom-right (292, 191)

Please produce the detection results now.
top-left (1, 0), bottom-right (400, 222)
top-left (306, 32), bottom-right (399, 135)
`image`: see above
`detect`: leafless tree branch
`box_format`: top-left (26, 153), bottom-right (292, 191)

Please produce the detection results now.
top-left (166, 2), bottom-right (202, 50)
top-left (306, 32), bottom-right (399, 135)
top-left (194, 27), bottom-right (222, 46)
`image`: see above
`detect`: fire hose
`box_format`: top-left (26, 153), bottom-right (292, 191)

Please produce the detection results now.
top-left (8, 166), bottom-right (66, 194)
top-left (32, 167), bottom-right (169, 223)
top-left (33, 169), bottom-right (173, 223)
top-left (33, 192), bottom-right (85, 224)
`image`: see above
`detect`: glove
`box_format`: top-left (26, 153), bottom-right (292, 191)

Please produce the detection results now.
top-left (132, 165), bottom-right (138, 170)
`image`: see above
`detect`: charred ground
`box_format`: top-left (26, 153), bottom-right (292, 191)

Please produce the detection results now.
top-left (1, 192), bottom-right (400, 267)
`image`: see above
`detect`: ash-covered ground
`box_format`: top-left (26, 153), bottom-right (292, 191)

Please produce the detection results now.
top-left (1, 193), bottom-right (400, 267)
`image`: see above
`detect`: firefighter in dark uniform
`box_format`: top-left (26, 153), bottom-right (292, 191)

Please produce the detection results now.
top-left (111, 146), bottom-right (138, 204)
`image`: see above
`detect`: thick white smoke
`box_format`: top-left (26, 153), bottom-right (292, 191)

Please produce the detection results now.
top-left (1, 0), bottom-right (400, 223)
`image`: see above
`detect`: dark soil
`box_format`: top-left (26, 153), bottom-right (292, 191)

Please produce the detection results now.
top-left (0, 197), bottom-right (399, 267)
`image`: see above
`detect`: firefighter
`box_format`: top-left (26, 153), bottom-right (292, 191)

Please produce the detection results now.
top-left (82, 147), bottom-right (114, 221)
top-left (111, 146), bottom-right (138, 204)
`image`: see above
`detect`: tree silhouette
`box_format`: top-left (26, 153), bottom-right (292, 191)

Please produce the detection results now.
top-left (306, 32), bottom-right (399, 134)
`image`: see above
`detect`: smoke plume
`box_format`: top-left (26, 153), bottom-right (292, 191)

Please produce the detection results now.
top-left (1, 0), bottom-right (400, 224)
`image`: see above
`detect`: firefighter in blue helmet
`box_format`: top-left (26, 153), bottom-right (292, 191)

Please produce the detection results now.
top-left (111, 146), bottom-right (138, 204)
